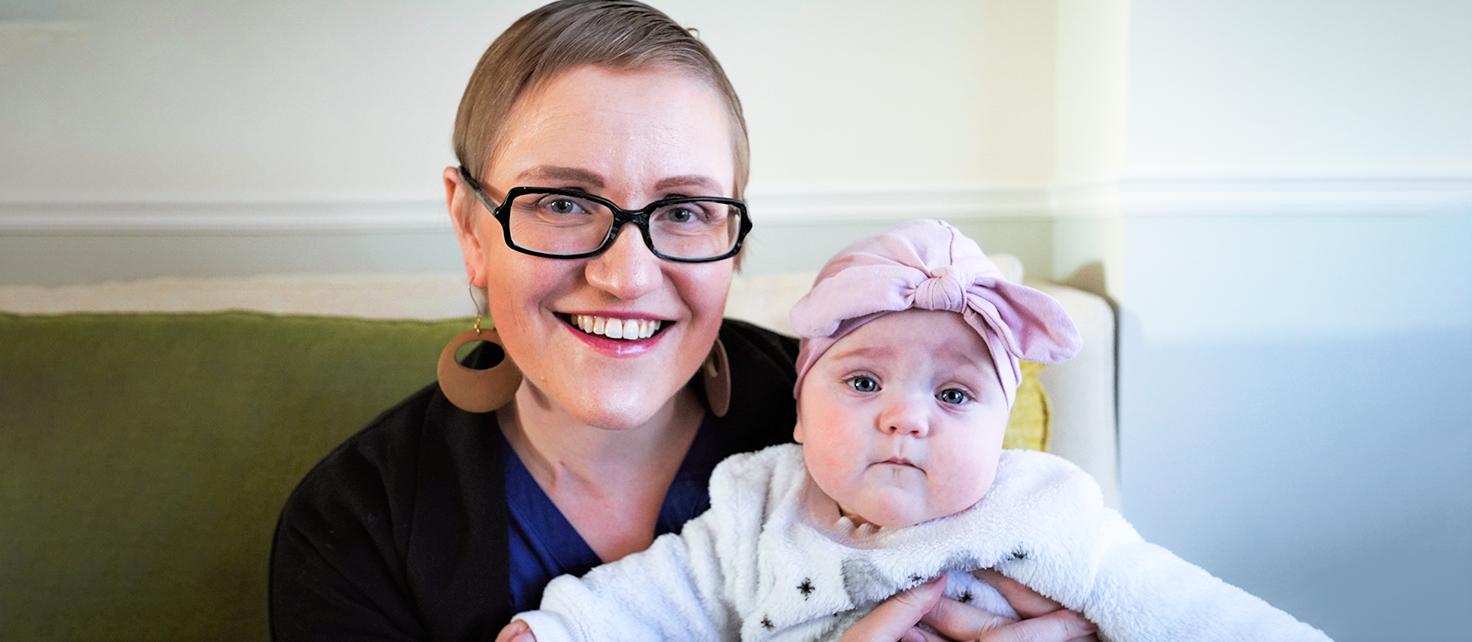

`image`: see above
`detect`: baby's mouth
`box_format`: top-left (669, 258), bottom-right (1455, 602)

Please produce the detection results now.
top-left (558, 313), bottom-right (670, 341)
top-left (880, 456), bottom-right (920, 469)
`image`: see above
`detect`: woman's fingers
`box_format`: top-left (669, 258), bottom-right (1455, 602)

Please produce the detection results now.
top-left (976, 609), bottom-right (1096, 642)
top-left (920, 596), bottom-right (1018, 639)
top-left (837, 574), bottom-right (1094, 642)
top-left (906, 626), bottom-right (950, 642)
top-left (494, 619), bottom-right (535, 642)
top-left (837, 578), bottom-right (947, 642)
top-left (965, 570), bottom-right (1097, 642)
top-left (971, 569), bottom-right (1062, 618)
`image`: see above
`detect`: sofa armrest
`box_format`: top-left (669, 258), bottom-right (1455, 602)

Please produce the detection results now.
top-left (1030, 282), bottom-right (1119, 508)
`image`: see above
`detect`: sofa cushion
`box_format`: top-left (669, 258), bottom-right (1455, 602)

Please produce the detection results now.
top-left (1007, 361), bottom-right (1051, 450)
top-left (0, 312), bottom-right (464, 641)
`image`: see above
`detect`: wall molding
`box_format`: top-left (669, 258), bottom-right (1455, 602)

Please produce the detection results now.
top-left (3, 176), bottom-right (1468, 235)
top-left (753, 187), bottom-right (1052, 223)
top-left (0, 187), bottom-right (1057, 235)
top-left (1118, 175), bottom-right (1472, 217)
top-left (0, 200), bottom-right (453, 236)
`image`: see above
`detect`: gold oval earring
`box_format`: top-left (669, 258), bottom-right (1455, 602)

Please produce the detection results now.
top-left (436, 315), bottom-right (522, 413)
top-left (437, 287), bottom-right (522, 413)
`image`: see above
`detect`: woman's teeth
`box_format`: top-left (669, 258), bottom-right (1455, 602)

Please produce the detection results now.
top-left (570, 314), bottom-right (662, 340)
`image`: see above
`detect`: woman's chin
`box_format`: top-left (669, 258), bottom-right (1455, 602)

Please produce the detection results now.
top-left (575, 407), bottom-right (657, 432)
top-left (557, 388), bottom-right (687, 432)
top-left (515, 358), bottom-right (693, 430)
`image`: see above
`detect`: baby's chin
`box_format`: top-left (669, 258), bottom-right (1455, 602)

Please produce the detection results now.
top-left (842, 489), bottom-right (990, 529)
top-left (842, 499), bottom-right (945, 530)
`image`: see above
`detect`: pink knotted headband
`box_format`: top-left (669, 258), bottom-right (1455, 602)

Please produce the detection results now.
top-left (790, 219), bottom-right (1083, 406)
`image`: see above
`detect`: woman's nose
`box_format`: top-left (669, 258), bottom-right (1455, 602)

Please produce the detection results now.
top-left (584, 224), bottom-right (663, 300)
top-left (878, 395), bottom-right (930, 437)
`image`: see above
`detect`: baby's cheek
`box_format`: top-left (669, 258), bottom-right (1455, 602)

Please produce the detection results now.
top-left (932, 454), bottom-right (997, 512)
top-left (803, 439), bottom-right (853, 486)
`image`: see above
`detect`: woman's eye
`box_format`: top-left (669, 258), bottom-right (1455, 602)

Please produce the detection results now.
top-left (541, 197), bottom-right (585, 215)
top-left (657, 204), bottom-right (713, 225)
top-left (846, 376), bottom-right (880, 393)
top-left (937, 388), bottom-right (971, 405)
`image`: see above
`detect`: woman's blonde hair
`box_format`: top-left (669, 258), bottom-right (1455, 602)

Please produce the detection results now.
top-left (453, 0), bottom-right (751, 198)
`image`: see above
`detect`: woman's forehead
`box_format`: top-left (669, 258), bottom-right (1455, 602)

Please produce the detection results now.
top-left (488, 65), bottom-right (736, 197)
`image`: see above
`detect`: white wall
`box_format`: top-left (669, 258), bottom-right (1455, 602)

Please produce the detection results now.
top-left (0, 0), bottom-right (1060, 284)
top-left (1049, 0), bottom-right (1129, 294)
top-left (0, 0), bottom-right (1059, 197)
top-left (1115, 2), bottom-right (1472, 640)
top-left (1125, 0), bottom-right (1472, 177)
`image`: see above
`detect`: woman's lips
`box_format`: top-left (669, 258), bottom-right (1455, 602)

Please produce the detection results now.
top-left (558, 312), bottom-right (671, 357)
top-left (568, 313), bottom-right (663, 340)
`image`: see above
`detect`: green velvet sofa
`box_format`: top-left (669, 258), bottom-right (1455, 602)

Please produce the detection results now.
top-left (0, 270), bottom-right (1116, 641)
top-left (2, 310), bottom-right (467, 640)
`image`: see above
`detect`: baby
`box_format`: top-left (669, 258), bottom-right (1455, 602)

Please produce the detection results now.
top-left (505, 220), bottom-right (1330, 641)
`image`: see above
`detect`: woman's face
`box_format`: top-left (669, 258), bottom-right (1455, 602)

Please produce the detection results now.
top-left (446, 64), bottom-right (738, 430)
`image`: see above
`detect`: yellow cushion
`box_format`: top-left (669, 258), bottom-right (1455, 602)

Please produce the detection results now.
top-left (1003, 361), bottom-right (1050, 451)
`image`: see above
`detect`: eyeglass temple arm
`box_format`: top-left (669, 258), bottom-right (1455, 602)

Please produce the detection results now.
top-left (458, 165), bottom-right (502, 210)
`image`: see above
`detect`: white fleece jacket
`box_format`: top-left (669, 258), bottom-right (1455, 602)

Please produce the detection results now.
top-left (514, 444), bottom-right (1330, 642)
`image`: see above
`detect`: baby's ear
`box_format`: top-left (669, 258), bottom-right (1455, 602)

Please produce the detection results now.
top-left (792, 419), bottom-right (805, 444)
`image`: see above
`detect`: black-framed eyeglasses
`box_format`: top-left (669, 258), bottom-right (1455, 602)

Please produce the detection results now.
top-left (458, 166), bottom-right (752, 263)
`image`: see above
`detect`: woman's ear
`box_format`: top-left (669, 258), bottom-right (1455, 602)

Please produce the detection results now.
top-left (444, 165), bottom-right (488, 288)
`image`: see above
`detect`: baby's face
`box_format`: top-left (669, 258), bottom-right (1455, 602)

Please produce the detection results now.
top-left (795, 309), bottom-right (1010, 529)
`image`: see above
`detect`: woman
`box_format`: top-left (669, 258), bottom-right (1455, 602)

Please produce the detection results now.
top-left (270, 2), bottom-right (1094, 640)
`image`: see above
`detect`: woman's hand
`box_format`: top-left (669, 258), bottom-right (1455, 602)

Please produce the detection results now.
top-left (923, 570), bottom-right (1098, 642)
top-left (494, 619), bottom-right (537, 642)
top-left (837, 577), bottom-right (950, 642)
top-left (838, 572), bottom-right (1098, 642)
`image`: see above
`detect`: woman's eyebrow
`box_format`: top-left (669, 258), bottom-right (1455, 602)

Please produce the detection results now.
top-left (515, 165), bottom-right (605, 187)
top-left (654, 175), bottom-right (721, 193)
top-left (511, 168), bottom-right (720, 195)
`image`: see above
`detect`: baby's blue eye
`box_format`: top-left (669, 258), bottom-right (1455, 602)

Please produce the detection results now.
top-left (847, 376), bottom-right (880, 393)
top-left (937, 388), bottom-right (970, 405)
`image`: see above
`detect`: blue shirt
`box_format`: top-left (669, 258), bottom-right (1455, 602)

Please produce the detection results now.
top-left (502, 418), bottom-right (726, 613)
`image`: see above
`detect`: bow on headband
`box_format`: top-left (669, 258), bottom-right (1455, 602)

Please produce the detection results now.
top-left (790, 219), bottom-right (1082, 406)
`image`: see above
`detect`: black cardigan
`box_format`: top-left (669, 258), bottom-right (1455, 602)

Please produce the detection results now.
top-left (269, 319), bottom-right (799, 641)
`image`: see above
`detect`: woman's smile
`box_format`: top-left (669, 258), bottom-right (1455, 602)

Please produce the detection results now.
top-left (564, 314), bottom-right (667, 340)
top-left (557, 311), bottom-right (675, 357)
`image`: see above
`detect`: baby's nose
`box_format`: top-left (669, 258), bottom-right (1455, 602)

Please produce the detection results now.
top-left (879, 397), bottom-right (930, 436)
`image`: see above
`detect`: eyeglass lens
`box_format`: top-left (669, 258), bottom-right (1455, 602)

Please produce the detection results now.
top-left (505, 191), bottom-right (742, 259)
